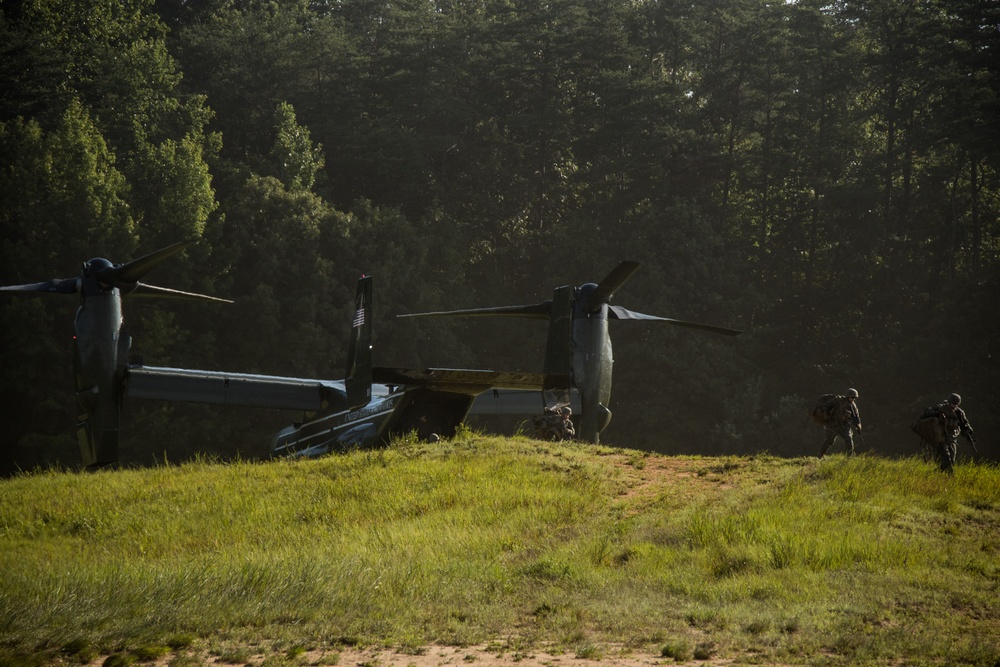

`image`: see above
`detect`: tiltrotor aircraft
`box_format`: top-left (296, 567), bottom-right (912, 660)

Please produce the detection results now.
top-left (400, 261), bottom-right (742, 443)
top-left (1, 240), bottom-right (562, 468)
top-left (1, 241), bottom-right (233, 467)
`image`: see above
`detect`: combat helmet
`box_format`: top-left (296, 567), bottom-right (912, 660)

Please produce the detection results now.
top-left (948, 393), bottom-right (961, 406)
top-left (846, 388), bottom-right (859, 398)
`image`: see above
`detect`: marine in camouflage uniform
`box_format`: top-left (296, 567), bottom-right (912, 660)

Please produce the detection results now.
top-left (534, 405), bottom-right (576, 441)
top-left (819, 388), bottom-right (862, 458)
top-left (912, 393), bottom-right (975, 473)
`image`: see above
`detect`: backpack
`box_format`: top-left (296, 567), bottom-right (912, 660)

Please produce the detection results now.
top-left (810, 394), bottom-right (845, 425)
top-left (920, 405), bottom-right (941, 419)
top-left (912, 413), bottom-right (943, 444)
top-left (915, 403), bottom-right (960, 434)
top-left (912, 403), bottom-right (958, 443)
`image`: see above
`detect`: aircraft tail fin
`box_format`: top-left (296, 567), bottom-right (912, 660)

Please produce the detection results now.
top-left (542, 285), bottom-right (574, 401)
top-left (345, 276), bottom-right (373, 409)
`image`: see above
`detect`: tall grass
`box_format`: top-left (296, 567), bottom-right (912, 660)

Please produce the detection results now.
top-left (1, 437), bottom-right (998, 666)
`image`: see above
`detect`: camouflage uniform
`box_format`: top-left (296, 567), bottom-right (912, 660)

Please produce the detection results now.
top-left (819, 391), bottom-right (861, 458)
top-left (534, 406), bottom-right (576, 441)
top-left (912, 395), bottom-right (974, 473)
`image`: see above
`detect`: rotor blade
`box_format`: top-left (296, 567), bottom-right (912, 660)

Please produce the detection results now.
top-left (608, 305), bottom-right (742, 336)
top-left (129, 283), bottom-right (233, 303)
top-left (584, 261), bottom-right (640, 310)
top-left (398, 302), bottom-right (552, 319)
top-left (0, 278), bottom-right (79, 295)
top-left (103, 239), bottom-right (199, 285)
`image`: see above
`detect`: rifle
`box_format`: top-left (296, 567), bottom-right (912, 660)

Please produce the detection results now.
top-left (964, 432), bottom-right (978, 455)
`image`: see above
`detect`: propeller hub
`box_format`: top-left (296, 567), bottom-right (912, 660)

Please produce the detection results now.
top-left (82, 258), bottom-right (119, 292)
top-left (84, 257), bottom-right (115, 274)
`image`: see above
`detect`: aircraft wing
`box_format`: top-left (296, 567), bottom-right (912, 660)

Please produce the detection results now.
top-left (372, 367), bottom-right (570, 395)
top-left (127, 365), bottom-right (351, 412)
top-left (468, 388), bottom-right (582, 416)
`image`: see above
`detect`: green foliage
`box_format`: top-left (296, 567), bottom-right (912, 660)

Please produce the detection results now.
top-left (2, 0), bottom-right (999, 471)
top-left (132, 644), bottom-right (171, 661)
top-left (130, 131), bottom-right (217, 246)
top-left (0, 100), bottom-right (137, 260)
top-left (102, 654), bottom-right (136, 667)
top-left (659, 640), bottom-right (692, 662)
top-left (270, 102), bottom-right (324, 192)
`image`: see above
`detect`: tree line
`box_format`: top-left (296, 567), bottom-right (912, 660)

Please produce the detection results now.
top-left (1, 0), bottom-right (997, 473)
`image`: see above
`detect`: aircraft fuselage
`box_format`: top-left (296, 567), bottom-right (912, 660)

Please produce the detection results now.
top-left (269, 384), bottom-right (478, 458)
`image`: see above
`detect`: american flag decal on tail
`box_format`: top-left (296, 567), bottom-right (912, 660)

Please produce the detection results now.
top-left (353, 308), bottom-right (366, 328)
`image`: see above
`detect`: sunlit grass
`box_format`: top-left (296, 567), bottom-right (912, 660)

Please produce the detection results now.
top-left (1, 437), bottom-right (998, 666)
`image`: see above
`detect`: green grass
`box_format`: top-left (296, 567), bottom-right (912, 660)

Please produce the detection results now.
top-left (1, 434), bottom-right (998, 666)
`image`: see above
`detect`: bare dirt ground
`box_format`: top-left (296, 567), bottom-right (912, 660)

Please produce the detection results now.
top-left (296, 644), bottom-right (735, 667)
top-left (128, 643), bottom-right (742, 667)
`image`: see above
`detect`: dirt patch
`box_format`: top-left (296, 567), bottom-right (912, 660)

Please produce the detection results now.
top-left (321, 645), bottom-right (662, 667)
top-left (597, 451), bottom-right (738, 505)
top-left (129, 643), bottom-right (744, 667)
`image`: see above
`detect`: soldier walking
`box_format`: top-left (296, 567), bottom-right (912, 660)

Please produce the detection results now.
top-left (818, 388), bottom-right (862, 458)
top-left (912, 393), bottom-right (975, 473)
top-left (534, 405), bottom-right (576, 441)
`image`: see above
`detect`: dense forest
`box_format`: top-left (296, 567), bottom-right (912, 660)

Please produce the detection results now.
top-left (1, 0), bottom-right (997, 473)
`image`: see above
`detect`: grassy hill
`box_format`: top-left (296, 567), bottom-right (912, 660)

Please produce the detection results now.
top-left (1, 433), bottom-right (998, 666)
